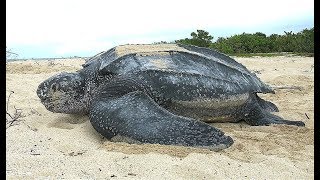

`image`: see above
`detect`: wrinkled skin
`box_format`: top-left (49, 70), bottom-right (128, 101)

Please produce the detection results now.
top-left (37, 72), bottom-right (88, 114)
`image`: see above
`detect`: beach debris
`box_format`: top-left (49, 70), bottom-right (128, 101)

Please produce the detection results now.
top-left (6, 91), bottom-right (24, 129)
top-left (305, 113), bottom-right (310, 119)
top-left (128, 173), bottom-right (137, 176)
top-left (252, 69), bottom-right (264, 74)
top-left (59, 150), bottom-right (87, 156)
top-left (6, 47), bottom-right (18, 63)
top-left (30, 149), bottom-right (41, 156)
top-left (68, 150), bottom-right (87, 156)
top-left (48, 60), bottom-right (57, 66)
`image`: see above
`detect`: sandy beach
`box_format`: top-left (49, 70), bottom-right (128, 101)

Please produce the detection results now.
top-left (6, 56), bottom-right (314, 179)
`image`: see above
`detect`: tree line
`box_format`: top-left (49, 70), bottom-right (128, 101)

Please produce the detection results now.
top-left (173, 28), bottom-right (314, 55)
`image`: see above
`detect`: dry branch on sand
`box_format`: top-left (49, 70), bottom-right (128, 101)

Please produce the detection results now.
top-left (6, 91), bottom-right (23, 129)
top-left (6, 48), bottom-right (18, 63)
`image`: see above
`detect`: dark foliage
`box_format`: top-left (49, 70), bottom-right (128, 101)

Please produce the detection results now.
top-left (176, 30), bottom-right (213, 47)
top-left (174, 28), bottom-right (314, 54)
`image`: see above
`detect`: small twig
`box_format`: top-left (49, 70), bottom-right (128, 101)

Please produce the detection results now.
top-left (6, 112), bottom-right (14, 120)
top-left (6, 91), bottom-right (14, 112)
top-left (128, 173), bottom-right (137, 176)
top-left (6, 107), bottom-right (23, 128)
top-left (310, 64), bottom-right (314, 72)
top-left (252, 69), bottom-right (264, 74)
top-left (6, 92), bottom-right (24, 128)
top-left (305, 113), bottom-right (310, 119)
top-left (272, 86), bottom-right (302, 91)
top-left (30, 153), bottom-right (41, 156)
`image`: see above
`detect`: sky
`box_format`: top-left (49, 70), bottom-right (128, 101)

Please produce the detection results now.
top-left (6, 0), bottom-right (314, 59)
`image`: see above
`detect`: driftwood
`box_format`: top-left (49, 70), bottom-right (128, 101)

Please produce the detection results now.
top-left (6, 48), bottom-right (18, 63)
top-left (6, 91), bottom-right (23, 129)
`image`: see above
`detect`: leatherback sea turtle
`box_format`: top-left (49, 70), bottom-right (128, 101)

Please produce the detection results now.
top-left (37, 44), bottom-right (305, 151)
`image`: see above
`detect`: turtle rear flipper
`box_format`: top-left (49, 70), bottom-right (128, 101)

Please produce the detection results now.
top-left (244, 94), bottom-right (305, 126)
top-left (89, 91), bottom-right (234, 151)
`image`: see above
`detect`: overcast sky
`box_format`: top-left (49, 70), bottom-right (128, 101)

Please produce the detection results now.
top-left (6, 0), bottom-right (314, 58)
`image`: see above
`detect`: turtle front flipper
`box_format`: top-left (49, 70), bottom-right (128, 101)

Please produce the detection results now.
top-left (89, 91), bottom-right (233, 151)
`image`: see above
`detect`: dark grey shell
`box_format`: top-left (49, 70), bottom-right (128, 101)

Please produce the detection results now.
top-left (83, 43), bottom-right (274, 96)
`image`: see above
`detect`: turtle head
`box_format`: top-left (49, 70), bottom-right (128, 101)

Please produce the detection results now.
top-left (37, 72), bottom-right (88, 114)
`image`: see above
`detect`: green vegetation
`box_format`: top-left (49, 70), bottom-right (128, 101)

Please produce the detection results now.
top-left (228, 52), bottom-right (314, 57)
top-left (174, 28), bottom-right (314, 56)
top-left (176, 30), bottom-right (213, 48)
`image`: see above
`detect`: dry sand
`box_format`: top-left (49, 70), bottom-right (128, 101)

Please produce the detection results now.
top-left (6, 56), bottom-right (314, 179)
